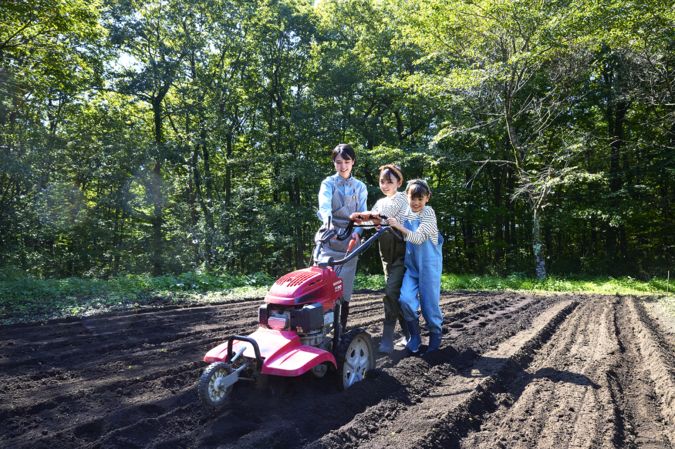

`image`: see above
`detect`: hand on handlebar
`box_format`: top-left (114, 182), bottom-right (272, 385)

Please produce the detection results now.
top-left (349, 211), bottom-right (385, 226)
top-left (387, 217), bottom-right (403, 231)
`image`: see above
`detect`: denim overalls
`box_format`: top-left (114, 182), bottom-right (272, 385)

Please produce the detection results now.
top-left (398, 216), bottom-right (444, 335)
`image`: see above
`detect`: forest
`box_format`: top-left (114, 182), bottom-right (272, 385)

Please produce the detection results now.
top-left (1, 0), bottom-right (673, 280)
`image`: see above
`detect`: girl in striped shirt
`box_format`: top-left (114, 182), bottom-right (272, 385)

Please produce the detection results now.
top-left (368, 164), bottom-right (410, 354)
top-left (388, 179), bottom-right (444, 354)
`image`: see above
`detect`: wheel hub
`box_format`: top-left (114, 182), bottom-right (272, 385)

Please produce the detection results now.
top-left (209, 368), bottom-right (230, 399)
top-left (213, 376), bottom-right (226, 391)
top-left (343, 335), bottom-right (371, 387)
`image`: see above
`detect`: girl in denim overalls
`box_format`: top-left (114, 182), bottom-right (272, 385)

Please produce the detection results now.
top-left (388, 179), bottom-right (444, 354)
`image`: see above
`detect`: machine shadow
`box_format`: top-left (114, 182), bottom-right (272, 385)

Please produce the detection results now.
top-left (199, 367), bottom-right (408, 448)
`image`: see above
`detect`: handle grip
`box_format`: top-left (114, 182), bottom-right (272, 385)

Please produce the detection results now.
top-left (347, 237), bottom-right (357, 253)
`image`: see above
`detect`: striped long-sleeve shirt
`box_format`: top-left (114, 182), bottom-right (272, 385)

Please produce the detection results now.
top-left (401, 205), bottom-right (439, 245)
top-left (372, 191), bottom-right (408, 223)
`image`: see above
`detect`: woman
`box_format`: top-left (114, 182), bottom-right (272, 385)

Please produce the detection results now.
top-left (316, 143), bottom-right (368, 329)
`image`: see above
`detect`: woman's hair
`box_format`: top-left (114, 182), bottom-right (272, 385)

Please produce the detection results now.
top-left (406, 179), bottom-right (432, 199)
top-left (378, 164), bottom-right (404, 184)
top-left (332, 143), bottom-right (356, 162)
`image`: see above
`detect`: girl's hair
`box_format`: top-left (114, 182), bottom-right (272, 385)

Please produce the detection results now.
top-left (378, 164), bottom-right (404, 184)
top-left (406, 179), bottom-right (431, 199)
top-left (332, 143), bottom-right (356, 162)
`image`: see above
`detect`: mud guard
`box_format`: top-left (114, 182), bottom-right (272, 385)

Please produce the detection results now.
top-left (204, 328), bottom-right (337, 377)
top-left (263, 345), bottom-right (337, 377)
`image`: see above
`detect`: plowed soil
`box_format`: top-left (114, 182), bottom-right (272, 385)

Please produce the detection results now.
top-left (1, 292), bottom-right (673, 449)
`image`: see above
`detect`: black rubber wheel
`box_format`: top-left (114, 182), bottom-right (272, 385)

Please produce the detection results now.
top-left (335, 328), bottom-right (375, 390)
top-left (311, 362), bottom-right (329, 378)
top-left (198, 362), bottom-right (234, 409)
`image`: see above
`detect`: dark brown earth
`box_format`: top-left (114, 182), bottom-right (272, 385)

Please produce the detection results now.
top-left (1, 292), bottom-right (673, 449)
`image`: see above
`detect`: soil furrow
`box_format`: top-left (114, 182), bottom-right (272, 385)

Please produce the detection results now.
top-left (305, 300), bottom-right (576, 449)
top-left (0, 316), bottom-right (259, 374)
top-left (2, 292), bottom-right (672, 449)
top-left (0, 299), bottom-right (261, 347)
top-left (2, 362), bottom-right (203, 448)
top-left (456, 297), bottom-right (634, 449)
top-left (614, 298), bottom-right (674, 447)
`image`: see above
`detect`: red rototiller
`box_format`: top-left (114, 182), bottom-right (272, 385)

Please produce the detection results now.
top-left (198, 213), bottom-right (394, 409)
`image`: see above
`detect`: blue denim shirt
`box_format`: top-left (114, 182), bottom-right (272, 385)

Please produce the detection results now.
top-left (317, 173), bottom-right (368, 235)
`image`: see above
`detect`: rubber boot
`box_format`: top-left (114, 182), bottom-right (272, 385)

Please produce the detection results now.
top-left (405, 319), bottom-right (421, 353)
top-left (395, 318), bottom-right (410, 348)
top-left (378, 322), bottom-right (395, 354)
top-left (425, 332), bottom-right (442, 353)
top-left (340, 302), bottom-right (350, 331)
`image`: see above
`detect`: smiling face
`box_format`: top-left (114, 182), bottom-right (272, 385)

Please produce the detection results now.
top-left (379, 172), bottom-right (402, 197)
top-left (334, 156), bottom-right (354, 179)
top-left (407, 192), bottom-right (430, 213)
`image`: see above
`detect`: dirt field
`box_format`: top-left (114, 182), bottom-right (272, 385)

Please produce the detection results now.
top-left (1, 292), bottom-right (673, 449)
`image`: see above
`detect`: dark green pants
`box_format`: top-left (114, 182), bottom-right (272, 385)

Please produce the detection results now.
top-left (379, 231), bottom-right (406, 325)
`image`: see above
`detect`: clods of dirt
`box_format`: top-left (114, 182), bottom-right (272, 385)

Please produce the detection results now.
top-left (0, 292), bottom-right (672, 448)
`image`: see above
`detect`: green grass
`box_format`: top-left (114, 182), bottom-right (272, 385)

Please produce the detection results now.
top-left (0, 272), bottom-right (273, 324)
top-left (0, 271), bottom-right (671, 324)
top-left (355, 273), bottom-right (673, 296)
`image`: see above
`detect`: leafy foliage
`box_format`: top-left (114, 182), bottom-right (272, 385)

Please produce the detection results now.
top-left (0, 0), bottom-right (672, 284)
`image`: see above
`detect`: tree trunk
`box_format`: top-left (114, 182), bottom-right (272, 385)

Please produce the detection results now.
top-left (292, 177), bottom-right (304, 268)
top-left (225, 132), bottom-right (233, 209)
top-left (462, 171), bottom-right (477, 271)
top-left (492, 166), bottom-right (504, 269)
top-left (506, 165), bottom-right (517, 255)
top-left (532, 210), bottom-right (546, 280)
top-left (189, 147), bottom-right (201, 264)
top-left (150, 161), bottom-right (164, 275)
top-left (111, 204), bottom-right (123, 276)
top-left (192, 125), bottom-right (215, 267)
top-left (150, 97), bottom-right (165, 276)
top-left (605, 98), bottom-right (628, 271)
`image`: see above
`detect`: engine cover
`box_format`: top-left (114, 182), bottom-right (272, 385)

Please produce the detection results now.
top-left (265, 266), bottom-right (342, 312)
